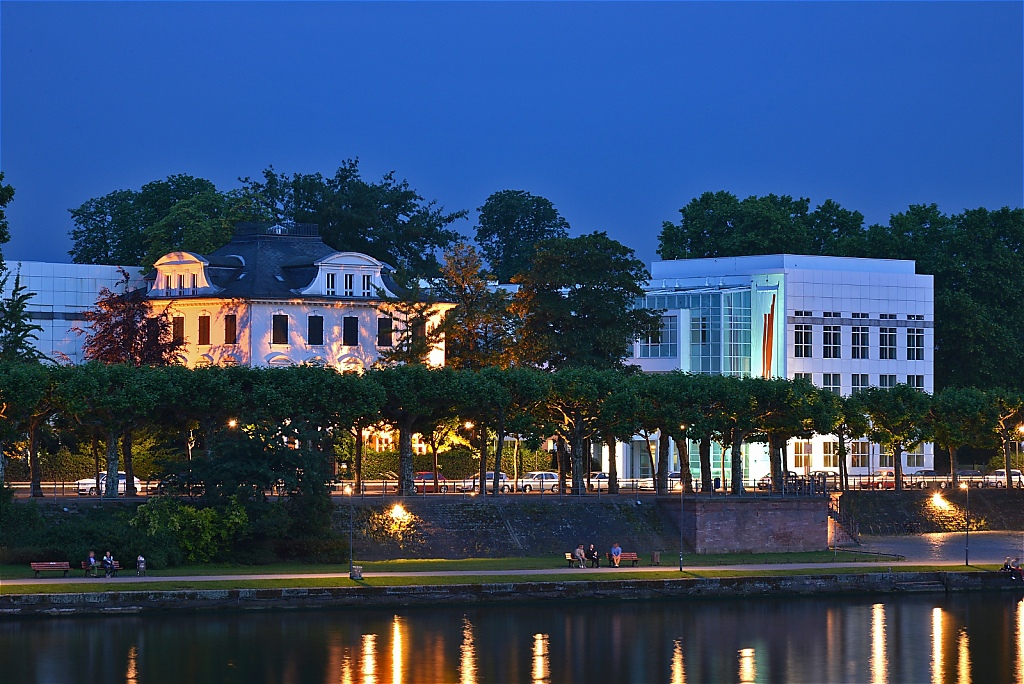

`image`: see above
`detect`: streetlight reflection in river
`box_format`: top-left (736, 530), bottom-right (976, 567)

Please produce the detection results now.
top-left (392, 616), bottom-right (404, 684)
top-left (871, 603), bottom-right (887, 684)
top-left (532, 633), bottom-right (550, 682)
top-left (932, 607), bottom-right (944, 684)
top-left (957, 627), bottom-right (971, 684)
top-left (361, 633), bottom-right (377, 684)
top-left (738, 648), bottom-right (756, 683)
top-left (460, 617), bottom-right (477, 684)
top-left (1017, 599), bottom-right (1024, 680)
top-left (671, 638), bottom-right (686, 684)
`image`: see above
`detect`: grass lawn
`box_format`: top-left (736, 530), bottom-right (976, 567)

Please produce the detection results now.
top-left (0, 564), bottom-right (991, 596)
top-left (0, 550), bottom-right (893, 580)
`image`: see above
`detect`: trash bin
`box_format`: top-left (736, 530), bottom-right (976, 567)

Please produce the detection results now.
top-left (349, 565), bottom-right (363, 580)
top-left (651, 551), bottom-right (661, 566)
top-left (714, 477), bottom-right (721, 490)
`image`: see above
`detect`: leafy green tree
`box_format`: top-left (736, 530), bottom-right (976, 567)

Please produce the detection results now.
top-left (595, 377), bottom-right (643, 494)
top-left (436, 243), bottom-right (516, 369)
top-left (752, 378), bottom-right (820, 492)
top-left (475, 190), bottom-right (570, 283)
top-left (0, 363), bottom-right (50, 488)
top-left (512, 232), bottom-right (660, 370)
top-left (985, 389), bottom-right (1024, 489)
top-left (0, 273), bottom-right (46, 363)
top-left (238, 162), bottom-right (466, 281)
top-left (859, 385), bottom-right (933, 491)
top-left (817, 392), bottom-right (869, 491)
top-left (931, 387), bottom-right (994, 486)
top-left (0, 172), bottom-right (14, 271)
top-left (680, 374), bottom-right (731, 492)
top-left (141, 188), bottom-right (252, 269)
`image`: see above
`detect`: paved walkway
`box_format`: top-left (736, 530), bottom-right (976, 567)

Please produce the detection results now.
top-left (3, 532), bottom-right (1020, 588)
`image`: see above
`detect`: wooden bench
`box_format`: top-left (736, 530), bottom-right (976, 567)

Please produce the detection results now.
top-left (605, 552), bottom-right (640, 567)
top-left (81, 560), bottom-right (121, 577)
top-left (30, 562), bottom-right (70, 578)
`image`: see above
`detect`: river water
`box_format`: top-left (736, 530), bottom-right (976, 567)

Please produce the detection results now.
top-left (3, 593), bottom-right (1024, 683)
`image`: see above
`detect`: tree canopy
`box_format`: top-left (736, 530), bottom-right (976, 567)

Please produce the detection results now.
top-left (0, 171), bottom-right (14, 272)
top-left (475, 190), bottom-right (570, 283)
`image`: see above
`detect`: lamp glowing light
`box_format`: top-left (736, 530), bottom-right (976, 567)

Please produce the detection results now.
top-left (931, 493), bottom-right (950, 509)
top-left (227, 419), bottom-right (238, 428)
top-left (390, 503), bottom-right (410, 522)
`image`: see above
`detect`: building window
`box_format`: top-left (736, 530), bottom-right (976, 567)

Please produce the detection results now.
top-left (344, 273), bottom-right (354, 297)
top-left (343, 316), bottom-right (358, 347)
top-left (177, 274), bottom-right (185, 294)
top-left (879, 449), bottom-right (894, 468)
top-left (851, 327), bottom-right (869, 359)
top-left (822, 373), bottom-right (841, 395)
top-left (795, 310), bottom-right (812, 317)
top-left (907, 375), bottom-right (925, 390)
top-left (377, 317), bottom-right (393, 347)
top-left (907, 444), bottom-right (925, 468)
top-left (224, 315), bottom-right (237, 345)
top-left (850, 441), bottom-right (870, 469)
top-left (308, 315), bottom-right (324, 346)
top-left (793, 441), bottom-right (811, 469)
top-left (852, 374), bottom-right (869, 393)
top-left (851, 312), bottom-right (868, 319)
top-left (794, 324), bottom-right (812, 358)
top-left (823, 311), bottom-right (841, 318)
top-left (879, 327), bottom-right (897, 359)
top-left (879, 374), bottom-right (897, 388)
top-left (190, 273), bottom-right (198, 294)
top-left (412, 320), bottom-right (427, 343)
top-left (907, 328), bottom-right (924, 360)
top-left (822, 326), bottom-right (841, 358)
top-left (880, 313), bottom-right (896, 320)
top-left (198, 316), bottom-right (210, 346)
top-left (272, 315), bottom-right (289, 345)
top-left (172, 316), bottom-right (185, 344)
top-left (362, 274), bottom-right (372, 297)
top-left (794, 372), bottom-right (812, 382)
top-left (823, 442), bottom-right (839, 468)
top-left (639, 316), bottom-right (678, 358)
top-left (326, 273), bottom-right (336, 296)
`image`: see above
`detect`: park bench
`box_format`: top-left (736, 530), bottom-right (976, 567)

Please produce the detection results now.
top-left (564, 552), bottom-right (576, 567)
top-left (81, 560), bottom-right (121, 577)
top-left (30, 562), bottom-right (70, 578)
top-left (605, 552), bottom-right (640, 567)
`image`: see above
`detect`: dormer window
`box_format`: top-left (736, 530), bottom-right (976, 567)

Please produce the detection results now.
top-left (344, 273), bottom-right (354, 296)
top-left (362, 274), bottom-right (372, 297)
top-left (191, 273), bottom-right (198, 295)
top-left (177, 274), bottom-right (185, 295)
top-left (326, 272), bottom-right (336, 296)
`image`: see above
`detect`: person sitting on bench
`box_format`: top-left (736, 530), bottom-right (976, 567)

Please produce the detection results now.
top-left (610, 542), bottom-right (622, 567)
top-left (102, 551), bottom-right (117, 578)
top-left (586, 544), bottom-right (600, 568)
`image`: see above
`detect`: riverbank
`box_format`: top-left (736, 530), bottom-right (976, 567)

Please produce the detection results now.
top-left (2, 566), bottom-right (1022, 618)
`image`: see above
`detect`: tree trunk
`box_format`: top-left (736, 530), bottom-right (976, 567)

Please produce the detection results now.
top-left (674, 438), bottom-right (693, 492)
top-left (642, 435), bottom-right (657, 486)
top-left (28, 421), bottom-right (42, 498)
top-left (479, 428), bottom-right (489, 494)
top-left (0, 440), bottom-right (5, 485)
top-left (730, 429), bottom-right (746, 495)
top-left (512, 439), bottom-right (520, 485)
top-left (492, 418), bottom-right (506, 497)
top-left (699, 435), bottom-right (712, 492)
top-left (1004, 434), bottom-right (1013, 489)
top-left (837, 430), bottom-right (849, 492)
top-left (104, 429), bottom-right (120, 498)
top-left (607, 436), bottom-right (619, 494)
top-left (398, 421), bottom-right (414, 495)
top-left (354, 428), bottom-right (364, 490)
top-left (92, 433), bottom-right (100, 497)
top-left (769, 434), bottom-right (783, 493)
top-left (949, 445), bottom-right (959, 489)
top-left (122, 430), bottom-right (136, 497)
top-left (893, 442), bottom-right (904, 492)
top-left (570, 433), bottom-right (586, 495)
top-left (657, 432), bottom-right (670, 495)
top-left (557, 438), bottom-right (568, 493)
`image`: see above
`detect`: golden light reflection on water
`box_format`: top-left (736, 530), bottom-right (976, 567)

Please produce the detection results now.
top-left (871, 603), bottom-right (887, 684)
top-left (738, 647), bottom-right (756, 683)
top-left (957, 627), bottom-right (971, 684)
top-left (932, 607), bottom-right (944, 684)
top-left (1018, 599), bottom-right (1024, 681)
top-left (671, 638), bottom-right (686, 684)
top-left (340, 653), bottom-right (354, 684)
top-left (532, 633), bottom-right (550, 683)
top-left (392, 616), bottom-right (404, 684)
top-left (126, 645), bottom-right (138, 684)
top-left (460, 617), bottom-right (477, 684)
top-left (361, 634), bottom-right (378, 684)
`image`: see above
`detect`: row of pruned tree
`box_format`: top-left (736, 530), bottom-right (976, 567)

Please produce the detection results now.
top-left (5, 362), bottom-right (1024, 498)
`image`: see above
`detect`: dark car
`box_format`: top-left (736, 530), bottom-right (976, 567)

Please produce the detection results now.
top-left (413, 472), bottom-right (449, 493)
top-left (756, 471), bottom-right (799, 490)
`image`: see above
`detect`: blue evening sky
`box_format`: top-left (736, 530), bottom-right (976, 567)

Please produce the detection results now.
top-left (1, 1), bottom-right (1021, 268)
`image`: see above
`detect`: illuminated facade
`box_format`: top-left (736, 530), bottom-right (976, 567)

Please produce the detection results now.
top-left (611, 254), bottom-right (935, 482)
top-left (146, 223), bottom-right (450, 370)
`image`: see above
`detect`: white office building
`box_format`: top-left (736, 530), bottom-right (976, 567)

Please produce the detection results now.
top-left (613, 254), bottom-right (934, 483)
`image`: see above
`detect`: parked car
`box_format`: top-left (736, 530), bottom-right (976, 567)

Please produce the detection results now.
top-left (982, 469), bottom-right (1024, 488)
top-left (76, 472), bottom-right (142, 496)
top-left (808, 471), bottom-right (841, 491)
top-left (859, 470), bottom-right (897, 490)
top-left (457, 471), bottom-right (511, 493)
top-left (413, 472), bottom-right (449, 493)
top-left (904, 469), bottom-right (945, 489)
top-left (517, 471), bottom-right (561, 493)
top-left (587, 472), bottom-right (611, 492)
top-left (956, 469), bottom-right (985, 487)
top-left (756, 471), bottom-right (800, 490)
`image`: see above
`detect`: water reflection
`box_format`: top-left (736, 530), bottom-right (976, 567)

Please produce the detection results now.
top-left (460, 617), bottom-right (476, 684)
top-left (4, 593), bottom-right (1024, 683)
top-left (532, 633), bottom-right (549, 683)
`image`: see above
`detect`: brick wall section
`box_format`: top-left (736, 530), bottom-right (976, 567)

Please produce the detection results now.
top-left (685, 497), bottom-right (829, 554)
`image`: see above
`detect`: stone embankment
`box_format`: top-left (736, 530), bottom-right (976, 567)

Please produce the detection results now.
top-left (840, 490), bottom-right (1024, 535)
top-left (1, 571), bottom-right (1019, 619)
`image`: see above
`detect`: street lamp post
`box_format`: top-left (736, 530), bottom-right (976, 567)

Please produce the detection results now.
top-left (344, 484), bottom-right (355, 577)
top-left (679, 474), bottom-right (685, 572)
top-left (960, 481), bottom-right (970, 566)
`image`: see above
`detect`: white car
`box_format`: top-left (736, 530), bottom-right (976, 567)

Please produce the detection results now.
top-left (517, 471), bottom-right (561, 493)
top-left (456, 471), bottom-right (511, 493)
top-left (982, 469), bottom-right (1024, 488)
top-left (76, 472), bottom-right (142, 496)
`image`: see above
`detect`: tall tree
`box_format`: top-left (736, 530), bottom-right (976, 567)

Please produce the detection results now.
top-left (512, 232), bottom-right (660, 370)
top-left (543, 368), bottom-right (619, 494)
top-left (818, 392), bottom-right (869, 491)
top-left (474, 190), bottom-right (570, 283)
top-left (0, 273), bottom-right (47, 363)
top-left (376, 281), bottom-right (448, 367)
top-left (859, 385), bottom-right (933, 491)
top-left (0, 171), bottom-right (14, 271)
top-left (986, 390), bottom-right (1024, 490)
top-left (436, 243), bottom-right (516, 370)
top-left (0, 362), bottom-right (50, 489)
top-left (931, 387), bottom-right (994, 486)
top-left (238, 162), bottom-right (466, 281)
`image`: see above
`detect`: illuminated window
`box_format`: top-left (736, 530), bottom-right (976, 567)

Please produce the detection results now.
top-left (823, 442), bottom-right (839, 468)
top-left (906, 444), bottom-right (925, 468)
top-left (639, 316), bottom-right (677, 358)
top-left (850, 441), bottom-right (870, 468)
top-left (793, 441), bottom-right (812, 469)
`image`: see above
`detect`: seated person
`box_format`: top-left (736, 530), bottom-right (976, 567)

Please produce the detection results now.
top-left (586, 544), bottom-right (600, 568)
top-left (102, 551), bottom-right (117, 578)
top-left (573, 544), bottom-right (586, 569)
top-left (1011, 558), bottom-right (1022, 581)
top-left (85, 551), bottom-right (98, 577)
